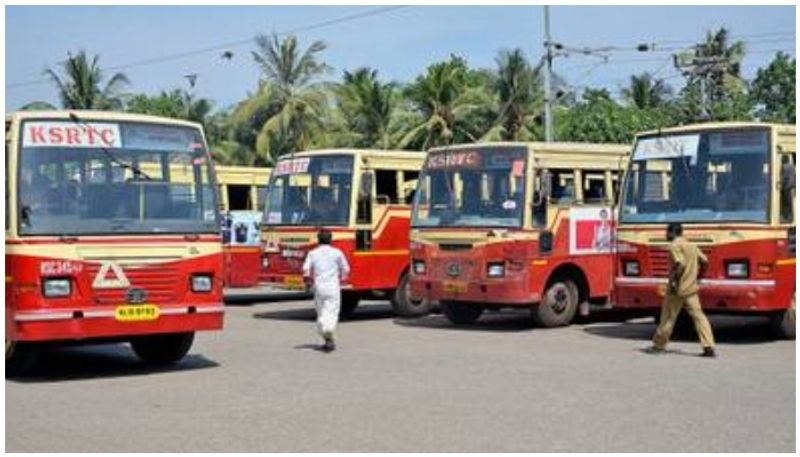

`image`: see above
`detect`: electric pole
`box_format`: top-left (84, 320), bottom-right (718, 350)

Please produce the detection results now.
top-left (543, 5), bottom-right (554, 142)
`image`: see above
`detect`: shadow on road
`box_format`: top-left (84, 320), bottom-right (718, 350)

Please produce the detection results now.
top-left (253, 302), bottom-right (396, 322)
top-left (583, 315), bottom-right (779, 345)
top-left (7, 344), bottom-right (219, 383)
top-left (224, 290), bottom-right (311, 306)
top-left (395, 309), bottom-right (536, 333)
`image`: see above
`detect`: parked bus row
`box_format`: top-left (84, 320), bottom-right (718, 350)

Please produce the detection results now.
top-left (5, 110), bottom-right (795, 375)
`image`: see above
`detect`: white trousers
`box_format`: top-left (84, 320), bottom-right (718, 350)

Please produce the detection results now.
top-left (313, 284), bottom-right (340, 337)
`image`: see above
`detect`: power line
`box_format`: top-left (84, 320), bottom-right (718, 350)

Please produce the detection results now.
top-left (7, 5), bottom-right (408, 91)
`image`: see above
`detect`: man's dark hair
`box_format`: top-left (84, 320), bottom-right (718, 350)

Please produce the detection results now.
top-left (317, 228), bottom-right (333, 245)
top-left (666, 222), bottom-right (683, 240)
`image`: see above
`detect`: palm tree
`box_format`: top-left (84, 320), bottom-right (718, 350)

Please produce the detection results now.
top-left (336, 68), bottom-right (396, 148)
top-left (400, 56), bottom-right (491, 149)
top-left (622, 73), bottom-right (672, 109)
top-left (695, 27), bottom-right (746, 101)
top-left (44, 50), bottom-right (129, 110)
top-left (483, 48), bottom-right (541, 141)
top-left (247, 34), bottom-right (331, 163)
top-left (19, 101), bottom-right (57, 111)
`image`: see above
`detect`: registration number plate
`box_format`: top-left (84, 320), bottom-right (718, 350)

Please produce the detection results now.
top-left (115, 304), bottom-right (160, 322)
top-left (283, 275), bottom-right (306, 290)
top-left (442, 281), bottom-right (468, 293)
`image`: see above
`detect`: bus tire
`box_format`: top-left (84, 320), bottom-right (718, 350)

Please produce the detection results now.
top-left (339, 293), bottom-right (360, 319)
top-left (6, 341), bottom-right (38, 377)
top-left (533, 279), bottom-right (579, 328)
top-left (770, 293), bottom-right (795, 340)
top-left (391, 273), bottom-right (431, 317)
top-left (131, 332), bottom-right (194, 365)
top-left (442, 301), bottom-right (484, 325)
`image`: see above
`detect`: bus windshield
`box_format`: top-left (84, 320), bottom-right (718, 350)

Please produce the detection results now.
top-left (412, 146), bottom-right (526, 228)
top-left (621, 128), bottom-right (770, 224)
top-left (18, 120), bottom-right (218, 236)
top-left (264, 155), bottom-right (354, 226)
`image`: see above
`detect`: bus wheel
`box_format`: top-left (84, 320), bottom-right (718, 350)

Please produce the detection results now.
top-left (770, 293), bottom-right (795, 340)
top-left (533, 280), bottom-right (578, 327)
top-left (131, 332), bottom-right (194, 365)
top-left (339, 293), bottom-right (360, 319)
top-left (391, 273), bottom-right (431, 317)
top-left (6, 341), bottom-right (39, 377)
top-left (442, 301), bottom-right (484, 325)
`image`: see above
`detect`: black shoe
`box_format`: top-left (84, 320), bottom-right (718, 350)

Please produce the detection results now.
top-left (700, 347), bottom-right (716, 358)
top-left (642, 346), bottom-right (666, 354)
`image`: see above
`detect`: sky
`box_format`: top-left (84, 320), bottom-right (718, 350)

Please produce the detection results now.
top-left (5, 5), bottom-right (796, 112)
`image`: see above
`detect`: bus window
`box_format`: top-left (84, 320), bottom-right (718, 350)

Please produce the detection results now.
top-left (583, 173), bottom-right (607, 204)
top-left (403, 170), bottom-right (419, 204)
top-left (376, 169), bottom-right (399, 204)
top-left (780, 154), bottom-right (796, 224)
top-left (550, 169), bottom-right (575, 205)
top-left (227, 184), bottom-right (252, 210)
top-left (256, 185), bottom-right (268, 211)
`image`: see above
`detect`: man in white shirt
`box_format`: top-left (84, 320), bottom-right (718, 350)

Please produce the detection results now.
top-left (302, 228), bottom-right (351, 352)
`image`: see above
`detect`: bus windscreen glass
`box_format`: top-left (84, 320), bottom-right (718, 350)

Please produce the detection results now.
top-left (621, 128), bottom-right (770, 224)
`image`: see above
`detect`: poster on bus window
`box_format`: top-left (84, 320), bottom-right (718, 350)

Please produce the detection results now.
top-left (222, 211), bottom-right (262, 246)
top-left (569, 207), bottom-right (614, 255)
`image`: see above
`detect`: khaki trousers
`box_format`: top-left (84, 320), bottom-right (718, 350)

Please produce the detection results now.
top-left (653, 293), bottom-right (716, 349)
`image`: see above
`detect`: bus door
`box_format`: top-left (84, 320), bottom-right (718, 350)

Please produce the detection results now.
top-left (355, 168), bottom-right (374, 252)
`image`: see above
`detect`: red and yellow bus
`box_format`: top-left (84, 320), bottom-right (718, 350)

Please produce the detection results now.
top-left (259, 149), bottom-right (427, 317)
top-left (5, 111), bottom-right (224, 374)
top-left (216, 166), bottom-right (271, 288)
top-left (409, 142), bottom-right (629, 326)
top-left (614, 122), bottom-right (796, 338)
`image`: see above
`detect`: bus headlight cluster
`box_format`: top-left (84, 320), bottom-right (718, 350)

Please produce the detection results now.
top-left (412, 260), bottom-right (426, 275)
top-left (487, 262), bottom-right (505, 278)
top-left (42, 278), bottom-right (71, 298)
top-left (624, 260), bottom-right (640, 276)
top-left (725, 261), bottom-right (749, 278)
top-left (191, 275), bottom-right (213, 293)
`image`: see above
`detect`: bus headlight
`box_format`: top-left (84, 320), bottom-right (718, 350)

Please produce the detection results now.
top-left (191, 275), bottom-right (213, 293)
top-left (624, 260), bottom-right (640, 276)
top-left (42, 278), bottom-right (71, 298)
top-left (726, 261), bottom-right (749, 278)
top-left (413, 260), bottom-right (426, 275)
top-left (487, 262), bottom-right (505, 278)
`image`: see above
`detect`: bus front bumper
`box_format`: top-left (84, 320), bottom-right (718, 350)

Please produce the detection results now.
top-left (613, 277), bottom-right (784, 313)
top-left (410, 275), bottom-right (537, 306)
top-left (12, 304), bottom-right (224, 342)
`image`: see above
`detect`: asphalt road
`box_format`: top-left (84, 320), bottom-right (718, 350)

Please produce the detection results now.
top-left (6, 296), bottom-right (795, 452)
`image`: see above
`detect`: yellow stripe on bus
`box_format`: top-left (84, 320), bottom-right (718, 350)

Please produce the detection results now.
top-left (352, 250), bottom-right (409, 257)
top-left (776, 258), bottom-right (796, 266)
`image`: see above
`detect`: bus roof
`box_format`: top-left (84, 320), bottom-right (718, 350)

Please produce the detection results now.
top-left (5, 110), bottom-right (204, 131)
top-left (274, 148), bottom-right (426, 160)
top-left (429, 141), bottom-right (630, 157)
top-left (635, 121), bottom-right (796, 138)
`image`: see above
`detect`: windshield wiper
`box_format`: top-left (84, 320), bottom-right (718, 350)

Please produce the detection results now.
top-left (68, 112), bottom-right (152, 181)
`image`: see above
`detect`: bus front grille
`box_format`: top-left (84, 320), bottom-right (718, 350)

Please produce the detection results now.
top-left (85, 264), bottom-right (180, 305)
top-left (648, 249), bottom-right (670, 277)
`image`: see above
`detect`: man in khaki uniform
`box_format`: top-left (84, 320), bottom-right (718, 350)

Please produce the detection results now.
top-left (646, 223), bottom-right (716, 357)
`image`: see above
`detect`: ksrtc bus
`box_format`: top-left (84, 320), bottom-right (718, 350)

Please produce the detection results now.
top-left (409, 142), bottom-right (630, 326)
top-left (259, 149), bottom-right (428, 317)
top-left (5, 110), bottom-right (224, 374)
top-left (614, 122), bottom-right (796, 339)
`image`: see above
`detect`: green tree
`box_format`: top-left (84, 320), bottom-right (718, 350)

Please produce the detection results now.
top-left (483, 48), bottom-right (541, 141)
top-left (751, 52), bottom-right (796, 123)
top-left (622, 73), bottom-right (671, 109)
top-left (19, 101), bottom-right (57, 111)
top-left (247, 34), bottom-right (332, 163)
top-left (400, 55), bottom-right (493, 149)
top-left (44, 50), bottom-right (129, 110)
top-left (336, 68), bottom-right (397, 148)
top-left (126, 89), bottom-right (213, 124)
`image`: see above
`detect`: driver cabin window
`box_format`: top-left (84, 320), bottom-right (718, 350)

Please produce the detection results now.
top-left (549, 169), bottom-right (575, 205)
top-left (375, 169), bottom-right (399, 204)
